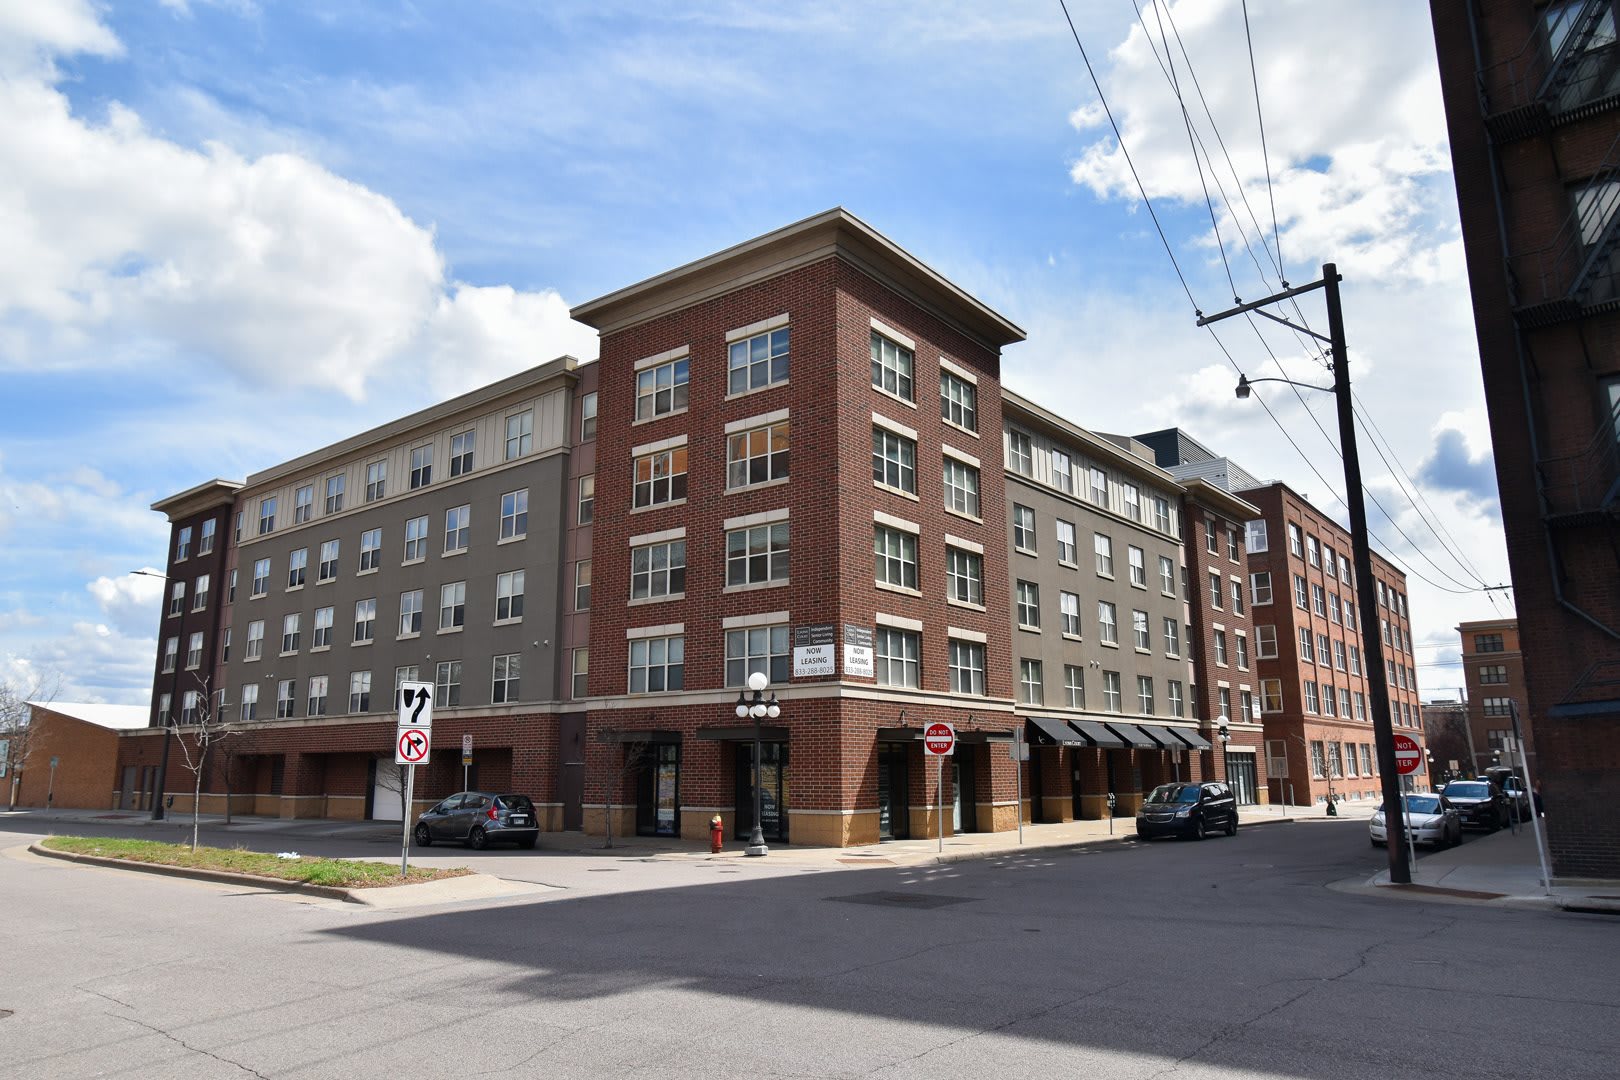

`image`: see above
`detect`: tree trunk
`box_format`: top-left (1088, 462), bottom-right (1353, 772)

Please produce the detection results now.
top-left (192, 768), bottom-right (203, 852)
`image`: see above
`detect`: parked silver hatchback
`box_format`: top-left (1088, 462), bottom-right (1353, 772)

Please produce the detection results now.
top-left (414, 791), bottom-right (539, 850)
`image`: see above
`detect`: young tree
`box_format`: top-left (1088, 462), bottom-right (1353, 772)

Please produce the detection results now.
top-left (371, 754), bottom-right (411, 821)
top-left (165, 675), bottom-right (239, 852)
top-left (1, 669), bottom-right (63, 810)
top-left (599, 734), bottom-right (650, 850)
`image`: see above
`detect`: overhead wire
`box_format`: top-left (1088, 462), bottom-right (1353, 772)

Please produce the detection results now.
top-left (1241, 0), bottom-right (1284, 286)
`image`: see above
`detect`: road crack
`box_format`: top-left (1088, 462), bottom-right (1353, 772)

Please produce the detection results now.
top-left (114, 1014), bottom-right (270, 1079)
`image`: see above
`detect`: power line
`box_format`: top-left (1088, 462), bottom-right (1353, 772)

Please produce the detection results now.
top-left (1241, 0), bottom-right (1284, 285)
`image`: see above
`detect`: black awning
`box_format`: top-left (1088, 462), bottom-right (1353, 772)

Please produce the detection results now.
top-left (877, 727), bottom-right (921, 742)
top-left (1104, 722), bottom-right (1158, 749)
top-left (1135, 726), bottom-right (1183, 750)
top-left (1171, 727), bottom-right (1213, 750)
top-left (696, 726), bottom-right (789, 741)
top-left (1070, 719), bottom-right (1127, 748)
top-left (600, 729), bottom-right (681, 744)
top-left (1026, 716), bottom-right (1087, 747)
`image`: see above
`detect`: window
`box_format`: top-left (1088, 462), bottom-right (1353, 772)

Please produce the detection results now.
top-left (1046, 519), bottom-right (1074, 564)
top-left (1094, 533), bottom-right (1114, 576)
top-left (174, 525), bottom-right (192, 562)
top-left (1231, 579), bottom-right (1245, 615)
top-left (631, 539), bottom-right (686, 600)
top-left (294, 484), bottom-right (313, 524)
top-left (308, 676), bottom-right (328, 717)
top-left (281, 614), bottom-right (300, 654)
top-left (575, 560), bottom-right (592, 610)
top-left (193, 574), bottom-right (209, 611)
top-left (580, 392), bottom-right (598, 439)
top-left (249, 558), bottom-right (269, 598)
top-left (349, 671), bottom-right (372, 713)
top-left (234, 512), bottom-right (243, 544)
top-left (1163, 617), bottom-right (1181, 656)
top-left (366, 460), bottom-right (387, 502)
top-left (287, 548), bottom-right (307, 589)
top-left (1303, 681), bottom-right (1320, 713)
top-left (1007, 430), bottom-right (1033, 476)
top-left (1015, 581), bottom-right (1041, 629)
top-left (871, 330), bottom-right (914, 401)
top-left (1235, 633), bottom-right (1249, 670)
top-left (1132, 609), bottom-right (1150, 650)
top-left (1121, 483), bottom-right (1140, 522)
top-left (1128, 546), bottom-right (1146, 588)
top-left (1250, 572), bottom-right (1273, 605)
top-left (1311, 584), bottom-right (1326, 615)
top-left (492, 654), bottom-right (521, 704)
top-left (1339, 555), bottom-right (1352, 583)
top-left (1262, 679), bottom-right (1283, 712)
top-left (1103, 671), bottom-right (1122, 712)
top-left (1293, 575), bottom-right (1308, 609)
top-left (1049, 448), bottom-right (1074, 494)
top-left (1479, 664), bottom-right (1508, 684)
top-left (637, 355), bottom-right (690, 420)
top-left (319, 540), bottom-right (340, 583)
top-left (1206, 516), bottom-right (1220, 555)
top-left (1361, 744), bottom-right (1373, 775)
top-left (439, 582), bottom-right (466, 630)
top-left (1060, 591), bottom-right (1080, 636)
top-left (353, 599), bottom-right (375, 643)
top-left (399, 590), bottom-right (423, 636)
top-left (950, 640), bottom-right (986, 696)
top-left (395, 666), bottom-right (418, 692)
top-left (1246, 519), bottom-right (1268, 552)
top-left (1317, 633), bottom-right (1331, 666)
top-left (634, 447), bottom-right (688, 508)
top-left (1482, 697), bottom-right (1514, 716)
top-left (940, 369), bottom-right (978, 432)
top-left (244, 621), bottom-right (263, 661)
top-left (1474, 633), bottom-right (1504, 653)
top-left (258, 496), bottom-right (276, 535)
top-left (1160, 556), bottom-right (1176, 594)
top-left (1153, 497), bottom-right (1172, 534)
top-left (1098, 601), bottom-right (1118, 645)
top-left (1012, 504), bottom-right (1036, 551)
top-left (168, 581), bottom-right (185, 617)
top-left (629, 635), bottom-right (684, 693)
top-left (1019, 659), bottom-right (1044, 705)
top-left (185, 632), bottom-right (203, 669)
top-left (1328, 742), bottom-right (1344, 778)
top-left (1257, 624), bottom-right (1277, 658)
top-left (1299, 627), bottom-right (1315, 663)
top-left (729, 523), bottom-right (790, 587)
top-left (1307, 535), bottom-right (1321, 567)
top-left (725, 625), bottom-right (790, 687)
top-left (875, 628), bottom-right (920, 688)
top-left (1349, 645), bottom-right (1362, 675)
top-left (1288, 523), bottom-right (1303, 557)
top-left (443, 507), bottom-right (470, 554)
top-left (450, 429), bottom-right (475, 477)
top-left (1340, 687), bottom-right (1353, 717)
top-left (505, 410), bottom-right (533, 460)
top-left (500, 489), bottom-right (528, 541)
top-left (872, 428), bottom-right (916, 493)
top-left (357, 528), bottom-right (383, 573)
top-left (1214, 629), bottom-right (1228, 665)
top-left (1138, 675), bottom-right (1155, 714)
top-left (1089, 467), bottom-right (1108, 506)
top-left (873, 526), bottom-right (916, 590)
top-left (1065, 665), bottom-right (1085, 708)
top-left (943, 458), bottom-right (981, 517)
top-left (410, 444), bottom-right (432, 489)
top-left (1334, 640), bottom-right (1348, 671)
top-left (1168, 680), bottom-right (1184, 718)
top-left (946, 546), bottom-right (983, 605)
top-left (1209, 571), bottom-right (1223, 608)
top-left (571, 649), bottom-right (589, 700)
top-left (728, 422), bottom-right (789, 489)
top-left (275, 680), bottom-right (295, 719)
top-left (325, 474), bottom-right (345, 514)
top-left (313, 606), bottom-right (333, 649)
top-left (404, 516), bottom-right (429, 562)
top-left (578, 475), bottom-right (595, 524)
top-left (240, 684), bottom-right (258, 722)
top-left (729, 327), bottom-right (790, 394)
top-left (496, 571), bottom-right (524, 622)
top-left (1328, 593), bottom-right (1341, 623)
top-left (434, 661), bottom-right (462, 707)
top-left (1227, 527), bottom-right (1239, 561)
top-left (199, 518), bottom-right (216, 555)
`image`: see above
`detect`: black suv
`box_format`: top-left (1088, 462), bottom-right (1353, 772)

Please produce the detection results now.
top-left (414, 791), bottom-right (540, 849)
top-left (1440, 780), bottom-right (1510, 832)
top-left (1135, 782), bottom-right (1240, 840)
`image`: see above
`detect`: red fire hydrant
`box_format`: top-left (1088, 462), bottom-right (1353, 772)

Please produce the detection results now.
top-left (710, 814), bottom-right (724, 854)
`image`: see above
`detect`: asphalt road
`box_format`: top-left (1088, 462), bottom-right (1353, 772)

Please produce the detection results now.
top-left (2, 819), bottom-right (1616, 1080)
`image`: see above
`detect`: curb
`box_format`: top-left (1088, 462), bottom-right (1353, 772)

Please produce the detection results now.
top-left (31, 843), bottom-right (362, 902)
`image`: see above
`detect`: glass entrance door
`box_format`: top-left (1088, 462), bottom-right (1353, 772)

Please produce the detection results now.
top-left (735, 742), bottom-right (788, 842)
top-left (877, 744), bottom-right (909, 840)
top-left (953, 748), bottom-right (977, 833)
top-left (1227, 753), bottom-right (1259, 805)
top-left (635, 743), bottom-right (680, 837)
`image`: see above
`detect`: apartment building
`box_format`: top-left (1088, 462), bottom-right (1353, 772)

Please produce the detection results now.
top-left (1458, 618), bottom-right (1534, 776)
top-left (1430, 1), bottom-right (1620, 879)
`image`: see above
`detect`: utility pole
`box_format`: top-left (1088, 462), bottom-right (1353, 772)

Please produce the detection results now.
top-left (1201, 263), bottom-right (1412, 884)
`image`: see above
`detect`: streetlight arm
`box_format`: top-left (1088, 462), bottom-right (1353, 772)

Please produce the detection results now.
top-left (1235, 373), bottom-right (1333, 399)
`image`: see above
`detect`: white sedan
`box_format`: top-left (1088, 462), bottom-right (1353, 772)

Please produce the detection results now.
top-left (1370, 794), bottom-right (1462, 848)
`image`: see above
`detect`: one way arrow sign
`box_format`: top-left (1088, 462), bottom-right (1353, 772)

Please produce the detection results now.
top-left (397, 682), bottom-right (434, 730)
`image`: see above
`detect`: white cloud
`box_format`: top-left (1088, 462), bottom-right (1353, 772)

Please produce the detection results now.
top-left (425, 284), bottom-right (600, 400)
top-left (0, 0), bottom-right (120, 77)
top-left (87, 572), bottom-right (166, 638)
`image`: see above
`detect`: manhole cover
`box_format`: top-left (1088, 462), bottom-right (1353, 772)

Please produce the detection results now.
top-left (826, 891), bottom-right (975, 910)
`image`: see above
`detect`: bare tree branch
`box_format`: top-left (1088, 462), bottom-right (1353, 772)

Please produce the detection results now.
top-left (1, 669), bottom-right (64, 809)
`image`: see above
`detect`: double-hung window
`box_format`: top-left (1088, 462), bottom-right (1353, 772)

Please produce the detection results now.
top-left (1299, 627), bottom-right (1315, 663)
top-left (281, 614), bottom-right (300, 654)
top-left (574, 560), bottom-right (591, 612)
top-left (198, 518), bottom-right (216, 555)
top-left (581, 393), bottom-right (598, 439)
top-left (634, 447), bottom-right (688, 508)
top-left (1235, 634), bottom-right (1249, 669)
top-left (725, 626), bottom-right (790, 687)
top-left (1163, 617), bottom-right (1181, 656)
top-left (636, 356), bottom-right (690, 420)
top-left (1056, 519), bottom-right (1076, 563)
top-left (500, 489), bottom-right (528, 540)
top-left (175, 526), bottom-right (192, 561)
top-left (628, 634), bottom-right (684, 693)
top-left (874, 628), bottom-right (920, 688)
top-left (1007, 430), bottom-right (1033, 476)
top-left (1103, 671), bottom-right (1122, 712)
top-left (728, 522), bottom-right (790, 587)
top-left (1138, 676), bottom-right (1155, 714)
top-left (245, 622), bottom-right (264, 661)
top-left (942, 458), bottom-right (980, 517)
top-left (319, 540), bottom-right (340, 583)
top-left (1065, 665), bottom-right (1086, 708)
top-left (631, 539), bottom-right (685, 599)
top-left (439, 582), bottom-right (466, 630)
top-left (193, 574), bottom-right (209, 611)
top-left (492, 655), bottom-right (521, 704)
top-left (294, 485), bottom-right (313, 524)
top-left (505, 410), bottom-right (533, 460)
top-left (240, 684), bottom-right (258, 722)
top-left (1128, 546), bottom-right (1145, 587)
top-left (1094, 533), bottom-right (1114, 576)
top-left (169, 582), bottom-right (185, 617)
top-left (313, 606), bottom-right (333, 648)
top-left (1215, 629), bottom-right (1229, 665)
top-left (287, 548), bottom-right (307, 589)
top-left (728, 422), bottom-right (789, 489)
top-left (578, 475), bottom-right (595, 524)
top-left (187, 632), bottom-right (203, 669)
top-left (1250, 571), bottom-right (1272, 604)
top-left (1051, 448), bottom-right (1074, 494)
top-left (1121, 483), bottom-right (1140, 522)
top-left (872, 427), bottom-right (916, 493)
top-left (450, 430), bottom-right (475, 477)
top-left (1231, 579), bottom-right (1245, 615)
top-left (1012, 504), bottom-right (1036, 551)
top-left (350, 671), bottom-right (372, 713)
top-left (251, 558), bottom-right (270, 598)
top-left (1089, 467), bottom-right (1108, 506)
top-left (1060, 591), bottom-right (1080, 636)
top-left (258, 496), bottom-right (277, 535)
top-left (949, 640), bottom-right (986, 696)
top-left (729, 327), bottom-right (790, 394)
top-left (404, 516), bottom-right (428, 562)
top-left (353, 599), bottom-right (376, 643)
top-left (360, 528), bottom-right (382, 571)
top-left (1160, 556), bottom-right (1176, 594)
top-left (444, 507), bottom-right (470, 553)
top-left (871, 330), bottom-right (914, 401)
top-left (325, 474), bottom-right (344, 514)
top-left (1098, 601), bottom-right (1118, 644)
top-left (1015, 581), bottom-right (1040, 629)
top-left (410, 444), bottom-right (432, 489)
top-left (1019, 659), bottom-right (1044, 705)
top-left (946, 546), bottom-right (982, 605)
top-left (873, 526), bottom-right (916, 590)
top-left (308, 676), bottom-right (328, 717)
top-left (366, 460), bottom-right (386, 502)
top-left (434, 662), bottom-right (461, 708)
top-left (399, 590), bottom-right (423, 636)
top-left (940, 368), bottom-right (977, 432)
top-left (1132, 610), bottom-right (1150, 650)
top-left (496, 571), bottom-right (525, 622)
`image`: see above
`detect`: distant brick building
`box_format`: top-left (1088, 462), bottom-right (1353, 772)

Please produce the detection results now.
top-left (1458, 618), bottom-right (1534, 776)
top-left (5, 703), bottom-right (147, 810)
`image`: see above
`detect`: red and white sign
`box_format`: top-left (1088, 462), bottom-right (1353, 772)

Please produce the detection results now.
top-left (1393, 734), bottom-right (1422, 775)
top-left (396, 726), bottom-right (431, 765)
top-left (923, 722), bottom-right (956, 757)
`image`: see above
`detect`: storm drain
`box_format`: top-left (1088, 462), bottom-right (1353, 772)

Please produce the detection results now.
top-left (826, 891), bottom-right (976, 910)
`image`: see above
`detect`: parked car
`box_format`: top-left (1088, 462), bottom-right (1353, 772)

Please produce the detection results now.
top-left (1440, 780), bottom-right (1509, 832)
top-left (1369, 794), bottom-right (1462, 848)
top-left (414, 791), bottom-right (539, 849)
top-left (1483, 771), bottom-right (1532, 820)
top-left (1135, 782), bottom-right (1239, 840)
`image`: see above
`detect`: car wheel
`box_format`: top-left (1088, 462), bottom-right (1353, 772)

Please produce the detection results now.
top-left (1225, 815), bottom-right (1238, 837)
top-left (468, 825), bottom-right (489, 851)
top-left (518, 836), bottom-right (537, 850)
top-left (413, 823), bottom-right (432, 847)
top-left (1192, 817), bottom-right (1207, 841)
top-left (1371, 838), bottom-right (1384, 848)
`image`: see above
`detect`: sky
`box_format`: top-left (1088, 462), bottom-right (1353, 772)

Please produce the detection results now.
top-left (0, 0), bottom-right (1508, 706)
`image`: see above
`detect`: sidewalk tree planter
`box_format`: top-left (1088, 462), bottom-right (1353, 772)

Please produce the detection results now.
top-left (40, 836), bottom-right (470, 888)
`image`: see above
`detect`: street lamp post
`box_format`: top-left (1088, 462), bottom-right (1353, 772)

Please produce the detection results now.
top-left (1208, 264), bottom-right (1411, 883)
top-left (733, 671), bottom-right (779, 857)
top-left (1216, 716), bottom-right (1231, 781)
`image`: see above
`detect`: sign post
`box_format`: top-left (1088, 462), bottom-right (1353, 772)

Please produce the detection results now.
top-left (1392, 734), bottom-right (1423, 874)
top-left (396, 682), bottom-right (434, 876)
top-left (1010, 728), bottom-right (1027, 844)
top-left (462, 733), bottom-right (473, 790)
top-left (923, 722), bottom-right (955, 853)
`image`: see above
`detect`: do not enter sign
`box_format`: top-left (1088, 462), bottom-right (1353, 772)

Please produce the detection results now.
top-left (923, 722), bottom-right (956, 756)
top-left (1393, 734), bottom-right (1422, 775)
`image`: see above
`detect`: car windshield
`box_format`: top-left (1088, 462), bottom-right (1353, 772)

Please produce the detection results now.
top-left (496, 795), bottom-right (534, 811)
top-left (1146, 784), bottom-right (1201, 805)
top-left (1445, 782), bottom-right (1489, 798)
top-left (1403, 796), bottom-right (1441, 815)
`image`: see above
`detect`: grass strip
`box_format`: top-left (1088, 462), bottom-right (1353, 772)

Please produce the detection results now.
top-left (41, 836), bottom-right (471, 889)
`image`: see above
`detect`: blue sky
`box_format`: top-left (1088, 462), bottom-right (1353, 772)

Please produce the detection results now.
top-left (0, 0), bottom-right (1506, 704)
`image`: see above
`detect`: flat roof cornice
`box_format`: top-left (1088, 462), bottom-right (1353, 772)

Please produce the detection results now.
top-left (570, 208), bottom-right (1025, 350)
top-left (151, 479), bottom-right (244, 519)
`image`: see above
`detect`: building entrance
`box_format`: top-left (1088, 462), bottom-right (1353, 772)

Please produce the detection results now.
top-left (1227, 752), bottom-right (1259, 805)
top-left (635, 743), bottom-right (680, 837)
top-left (877, 743), bottom-right (910, 840)
top-left (735, 742), bottom-right (788, 842)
